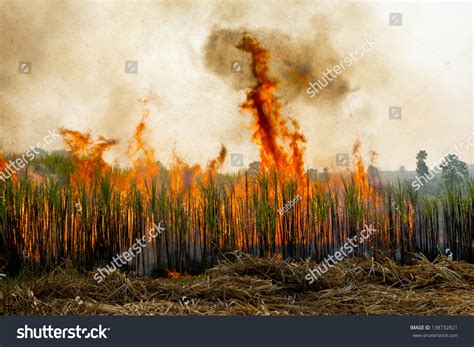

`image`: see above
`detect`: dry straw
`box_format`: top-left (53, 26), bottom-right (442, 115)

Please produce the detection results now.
top-left (5, 252), bottom-right (473, 316)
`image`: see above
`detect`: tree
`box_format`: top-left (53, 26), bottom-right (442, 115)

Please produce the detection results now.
top-left (440, 154), bottom-right (468, 187)
top-left (416, 150), bottom-right (429, 177)
top-left (399, 165), bottom-right (406, 173)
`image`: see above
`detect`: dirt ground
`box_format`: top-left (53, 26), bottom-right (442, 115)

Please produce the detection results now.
top-left (3, 253), bottom-right (473, 316)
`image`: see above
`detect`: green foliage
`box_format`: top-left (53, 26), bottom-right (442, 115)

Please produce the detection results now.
top-left (440, 154), bottom-right (469, 187)
top-left (30, 152), bottom-right (74, 182)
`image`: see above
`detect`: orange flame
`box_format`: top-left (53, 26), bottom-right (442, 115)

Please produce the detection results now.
top-left (351, 140), bottom-right (369, 193)
top-left (60, 128), bottom-right (116, 183)
top-left (0, 154), bottom-right (6, 171)
top-left (125, 98), bottom-right (160, 183)
top-left (207, 145), bottom-right (227, 176)
top-left (237, 34), bottom-right (306, 180)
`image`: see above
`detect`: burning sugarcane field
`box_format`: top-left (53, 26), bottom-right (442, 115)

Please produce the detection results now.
top-left (0, 1), bottom-right (472, 339)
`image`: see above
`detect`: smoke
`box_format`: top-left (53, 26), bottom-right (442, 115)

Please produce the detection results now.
top-left (204, 27), bottom-right (352, 107)
top-left (0, 1), bottom-right (150, 153)
top-left (0, 1), bottom-right (67, 144)
top-left (202, 5), bottom-right (389, 170)
top-left (0, 1), bottom-right (470, 171)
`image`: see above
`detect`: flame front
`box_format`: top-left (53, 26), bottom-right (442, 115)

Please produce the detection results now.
top-left (0, 33), bottom-right (452, 275)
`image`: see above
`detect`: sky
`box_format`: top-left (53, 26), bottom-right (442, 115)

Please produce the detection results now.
top-left (0, 0), bottom-right (472, 172)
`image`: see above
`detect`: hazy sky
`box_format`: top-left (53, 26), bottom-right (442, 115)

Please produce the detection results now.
top-left (0, 0), bottom-right (472, 171)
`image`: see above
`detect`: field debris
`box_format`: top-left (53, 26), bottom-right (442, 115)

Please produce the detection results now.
top-left (4, 253), bottom-right (473, 316)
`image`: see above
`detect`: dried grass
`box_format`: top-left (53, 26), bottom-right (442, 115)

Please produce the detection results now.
top-left (4, 253), bottom-right (473, 316)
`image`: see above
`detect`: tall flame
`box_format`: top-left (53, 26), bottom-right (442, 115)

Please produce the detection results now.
top-left (237, 34), bottom-right (306, 180)
top-left (126, 98), bottom-right (160, 183)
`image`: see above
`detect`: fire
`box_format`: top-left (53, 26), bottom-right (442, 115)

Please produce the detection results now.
top-left (54, 34), bottom-right (381, 257)
top-left (167, 270), bottom-right (188, 279)
top-left (125, 98), bottom-right (160, 184)
top-left (1, 32), bottom-right (458, 274)
top-left (351, 140), bottom-right (368, 191)
top-left (0, 154), bottom-right (6, 171)
top-left (60, 128), bottom-right (116, 183)
top-left (237, 34), bottom-right (306, 181)
top-left (206, 145), bottom-right (227, 176)
top-left (170, 157), bottom-right (201, 193)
